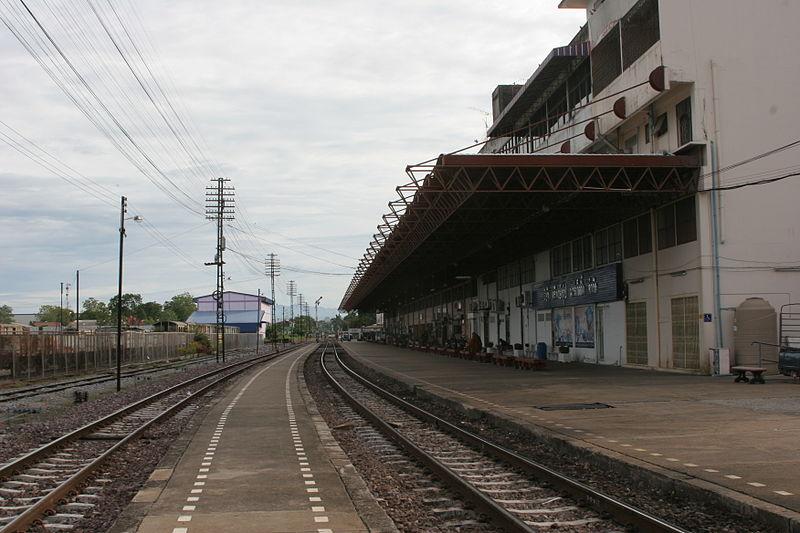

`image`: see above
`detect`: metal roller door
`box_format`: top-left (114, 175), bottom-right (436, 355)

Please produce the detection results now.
top-left (672, 296), bottom-right (700, 369)
top-left (626, 302), bottom-right (648, 365)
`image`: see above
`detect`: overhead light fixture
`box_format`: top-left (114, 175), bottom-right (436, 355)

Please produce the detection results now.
top-left (454, 275), bottom-right (471, 280)
top-left (628, 277), bottom-right (645, 284)
top-left (670, 270), bottom-right (687, 277)
top-left (775, 267), bottom-right (800, 272)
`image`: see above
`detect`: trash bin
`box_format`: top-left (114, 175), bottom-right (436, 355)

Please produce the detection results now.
top-left (535, 342), bottom-right (548, 360)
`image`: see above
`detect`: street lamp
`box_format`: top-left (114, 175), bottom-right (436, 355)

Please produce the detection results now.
top-left (116, 196), bottom-right (142, 392)
top-left (315, 297), bottom-right (322, 341)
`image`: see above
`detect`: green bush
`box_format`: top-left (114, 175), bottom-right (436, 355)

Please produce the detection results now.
top-left (193, 332), bottom-right (211, 353)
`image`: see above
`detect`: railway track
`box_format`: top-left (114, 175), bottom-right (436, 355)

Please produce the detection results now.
top-left (0, 347), bottom-right (258, 404)
top-left (321, 343), bottom-right (690, 533)
top-left (0, 344), bottom-right (304, 533)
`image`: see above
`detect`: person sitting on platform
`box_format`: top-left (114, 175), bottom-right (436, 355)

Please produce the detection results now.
top-left (467, 332), bottom-right (482, 356)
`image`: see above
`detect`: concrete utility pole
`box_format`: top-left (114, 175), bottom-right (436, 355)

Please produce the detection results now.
top-left (298, 293), bottom-right (305, 337)
top-left (116, 196), bottom-right (126, 392)
top-left (287, 281), bottom-right (297, 340)
top-left (256, 288), bottom-right (261, 356)
top-left (205, 177), bottom-right (235, 363)
top-left (75, 270), bottom-right (80, 335)
top-left (265, 254), bottom-right (280, 348)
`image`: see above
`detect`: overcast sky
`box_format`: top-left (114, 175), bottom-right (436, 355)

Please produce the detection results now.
top-left (0, 0), bottom-right (584, 317)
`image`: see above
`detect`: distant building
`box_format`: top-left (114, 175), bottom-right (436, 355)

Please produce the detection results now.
top-left (188, 291), bottom-right (273, 335)
top-left (12, 314), bottom-right (38, 326)
top-left (0, 323), bottom-right (30, 335)
top-left (30, 322), bottom-right (61, 333)
top-left (67, 319), bottom-right (99, 332)
top-left (152, 320), bottom-right (188, 332)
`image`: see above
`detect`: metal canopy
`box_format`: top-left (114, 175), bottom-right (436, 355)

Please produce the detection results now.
top-left (486, 42), bottom-right (590, 138)
top-left (341, 153), bottom-right (700, 311)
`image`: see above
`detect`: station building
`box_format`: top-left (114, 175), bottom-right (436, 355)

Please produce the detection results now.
top-left (341, 0), bottom-right (800, 374)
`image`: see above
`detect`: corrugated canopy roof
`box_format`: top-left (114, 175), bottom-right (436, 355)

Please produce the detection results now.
top-left (341, 153), bottom-right (700, 311)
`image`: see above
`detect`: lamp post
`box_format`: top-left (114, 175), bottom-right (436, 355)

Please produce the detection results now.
top-left (116, 196), bottom-right (142, 392)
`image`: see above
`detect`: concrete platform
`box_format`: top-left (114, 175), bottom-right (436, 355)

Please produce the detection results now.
top-left (343, 341), bottom-right (800, 519)
top-left (129, 344), bottom-right (376, 533)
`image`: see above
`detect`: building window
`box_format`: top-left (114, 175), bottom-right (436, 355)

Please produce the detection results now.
top-left (552, 236), bottom-right (592, 277)
top-left (595, 224), bottom-right (622, 265)
top-left (675, 197), bottom-right (697, 244)
top-left (591, 23), bottom-right (621, 95)
top-left (572, 239), bottom-right (583, 272)
top-left (623, 213), bottom-right (652, 258)
top-left (621, 0), bottom-right (660, 69)
top-left (581, 234), bottom-right (593, 270)
top-left (623, 134), bottom-right (638, 154)
top-left (653, 112), bottom-right (668, 137)
top-left (657, 197), bottom-right (697, 250)
top-left (551, 243), bottom-right (572, 277)
top-left (657, 203), bottom-right (676, 250)
top-left (520, 255), bottom-right (536, 284)
top-left (567, 60), bottom-right (592, 110)
top-left (671, 296), bottom-right (699, 369)
top-left (676, 97), bottom-right (692, 146)
top-left (626, 301), bottom-right (648, 365)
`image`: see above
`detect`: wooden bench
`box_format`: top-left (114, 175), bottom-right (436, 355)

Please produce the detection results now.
top-left (731, 366), bottom-right (766, 384)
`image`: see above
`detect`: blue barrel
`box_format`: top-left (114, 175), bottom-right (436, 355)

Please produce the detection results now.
top-left (535, 342), bottom-right (548, 360)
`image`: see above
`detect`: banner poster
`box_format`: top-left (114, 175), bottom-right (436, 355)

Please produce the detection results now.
top-left (574, 304), bottom-right (595, 348)
top-left (552, 307), bottom-right (573, 347)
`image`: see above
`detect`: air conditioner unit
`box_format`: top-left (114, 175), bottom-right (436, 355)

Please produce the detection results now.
top-left (515, 294), bottom-right (526, 308)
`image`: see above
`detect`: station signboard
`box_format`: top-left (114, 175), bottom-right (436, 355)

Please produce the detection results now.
top-left (532, 263), bottom-right (623, 309)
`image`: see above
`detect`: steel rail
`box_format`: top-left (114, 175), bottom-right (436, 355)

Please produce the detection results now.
top-left (331, 344), bottom-right (690, 533)
top-left (0, 344), bottom-right (307, 533)
top-left (320, 343), bottom-right (534, 533)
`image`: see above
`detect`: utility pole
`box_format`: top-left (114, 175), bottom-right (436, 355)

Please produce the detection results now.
top-left (256, 288), bottom-right (261, 356)
top-left (265, 254), bottom-right (280, 349)
top-left (281, 306), bottom-right (286, 347)
top-left (205, 177), bottom-right (235, 364)
top-left (287, 280), bottom-right (297, 341)
top-left (315, 297), bottom-right (322, 341)
top-left (298, 293), bottom-right (305, 338)
top-left (116, 196), bottom-right (126, 392)
top-left (75, 270), bottom-right (80, 335)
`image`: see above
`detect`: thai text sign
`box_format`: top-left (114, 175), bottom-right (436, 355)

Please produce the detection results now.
top-left (533, 263), bottom-right (622, 308)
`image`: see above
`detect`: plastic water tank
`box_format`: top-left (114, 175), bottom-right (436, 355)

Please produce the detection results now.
top-left (535, 342), bottom-right (548, 360)
top-left (734, 298), bottom-right (777, 372)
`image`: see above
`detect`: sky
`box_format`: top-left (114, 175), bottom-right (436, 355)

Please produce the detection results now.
top-left (0, 0), bottom-right (585, 318)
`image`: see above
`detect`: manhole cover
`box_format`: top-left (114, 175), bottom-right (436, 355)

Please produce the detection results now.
top-left (536, 402), bottom-right (613, 411)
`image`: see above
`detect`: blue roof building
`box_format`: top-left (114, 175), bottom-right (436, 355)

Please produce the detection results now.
top-left (188, 291), bottom-right (273, 335)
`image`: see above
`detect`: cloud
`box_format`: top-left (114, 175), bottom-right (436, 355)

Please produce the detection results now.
top-left (0, 0), bottom-right (584, 312)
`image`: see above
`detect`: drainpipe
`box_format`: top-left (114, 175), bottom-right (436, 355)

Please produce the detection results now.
top-left (709, 60), bottom-right (724, 351)
top-left (651, 208), bottom-right (662, 368)
top-left (710, 140), bottom-right (723, 349)
top-left (518, 261), bottom-right (525, 350)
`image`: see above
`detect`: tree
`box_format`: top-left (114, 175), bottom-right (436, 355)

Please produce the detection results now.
top-left (38, 304), bottom-right (75, 325)
top-left (0, 305), bottom-right (13, 324)
top-left (159, 308), bottom-right (178, 322)
top-left (108, 293), bottom-right (143, 323)
top-left (136, 301), bottom-right (163, 323)
top-left (163, 293), bottom-right (196, 322)
top-left (343, 311), bottom-right (376, 329)
top-left (81, 298), bottom-right (111, 325)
